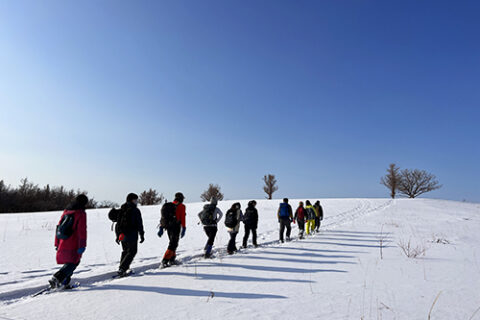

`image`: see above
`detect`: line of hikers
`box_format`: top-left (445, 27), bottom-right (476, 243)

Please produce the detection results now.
top-left (49, 193), bottom-right (323, 289)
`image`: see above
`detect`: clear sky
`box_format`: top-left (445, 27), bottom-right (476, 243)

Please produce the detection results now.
top-left (1, 1), bottom-right (479, 204)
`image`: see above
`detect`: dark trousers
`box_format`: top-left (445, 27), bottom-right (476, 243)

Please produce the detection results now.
top-left (279, 218), bottom-right (291, 241)
top-left (227, 232), bottom-right (238, 253)
top-left (297, 219), bottom-right (305, 238)
top-left (120, 240), bottom-right (138, 272)
top-left (242, 225), bottom-right (257, 247)
top-left (167, 223), bottom-right (181, 252)
top-left (54, 262), bottom-right (79, 285)
top-left (315, 217), bottom-right (320, 230)
top-left (204, 226), bottom-right (218, 248)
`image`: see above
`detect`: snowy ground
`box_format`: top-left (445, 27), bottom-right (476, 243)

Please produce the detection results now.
top-left (0, 198), bottom-right (479, 319)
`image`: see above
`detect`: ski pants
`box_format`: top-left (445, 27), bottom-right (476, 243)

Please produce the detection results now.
top-left (243, 225), bottom-right (257, 247)
top-left (204, 226), bottom-right (218, 248)
top-left (120, 240), bottom-right (138, 272)
top-left (297, 220), bottom-right (305, 238)
top-left (279, 218), bottom-right (291, 241)
top-left (227, 231), bottom-right (238, 253)
top-left (163, 223), bottom-right (181, 261)
top-left (54, 262), bottom-right (79, 285)
top-left (315, 217), bottom-right (320, 230)
top-left (306, 219), bottom-right (315, 235)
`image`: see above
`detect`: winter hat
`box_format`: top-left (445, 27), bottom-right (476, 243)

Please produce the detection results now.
top-left (283, 198), bottom-right (289, 203)
top-left (126, 193), bottom-right (139, 202)
top-left (306, 200), bottom-right (311, 206)
top-left (299, 201), bottom-right (304, 206)
top-left (248, 200), bottom-right (257, 207)
top-left (76, 194), bottom-right (89, 207)
top-left (175, 192), bottom-right (185, 202)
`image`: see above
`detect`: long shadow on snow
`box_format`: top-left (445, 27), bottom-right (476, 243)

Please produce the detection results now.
top-left (271, 246), bottom-right (364, 254)
top-left (194, 262), bottom-right (346, 274)
top-left (86, 284), bottom-right (287, 299)
top-left (300, 241), bottom-right (394, 249)
top-left (229, 255), bottom-right (356, 266)
top-left (315, 237), bottom-right (392, 243)
top-left (147, 271), bottom-right (313, 283)
top-left (258, 250), bottom-right (356, 259)
top-left (322, 230), bottom-right (392, 236)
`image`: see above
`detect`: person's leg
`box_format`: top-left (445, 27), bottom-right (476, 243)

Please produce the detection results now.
top-left (232, 232), bottom-right (238, 251)
top-left (286, 222), bottom-right (291, 239)
top-left (227, 232), bottom-right (235, 253)
top-left (120, 241), bottom-right (138, 272)
top-left (315, 217), bottom-right (319, 231)
top-left (252, 228), bottom-right (257, 246)
top-left (279, 220), bottom-right (286, 242)
top-left (243, 226), bottom-right (250, 247)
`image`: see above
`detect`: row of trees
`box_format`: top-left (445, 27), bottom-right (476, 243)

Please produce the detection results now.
top-left (380, 164), bottom-right (442, 198)
top-left (0, 178), bottom-right (167, 213)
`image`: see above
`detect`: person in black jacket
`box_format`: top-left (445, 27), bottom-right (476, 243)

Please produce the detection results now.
top-left (314, 200), bottom-right (324, 232)
top-left (242, 200), bottom-right (259, 248)
top-left (116, 193), bottom-right (145, 277)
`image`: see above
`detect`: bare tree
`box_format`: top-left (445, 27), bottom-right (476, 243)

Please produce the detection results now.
top-left (263, 174), bottom-right (278, 200)
top-left (97, 200), bottom-right (120, 208)
top-left (380, 163), bottom-right (401, 198)
top-left (200, 184), bottom-right (224, 202)
top-left (397, 169), bottom-right (442, 198)
top-left (139, 188), bottom-right (164, 206)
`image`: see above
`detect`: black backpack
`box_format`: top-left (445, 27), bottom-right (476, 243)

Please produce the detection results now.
top-left (108, 208), bottom-right (121, 222)
top-left (160, 202), bottom-right (178, 228)
top-left (224, 209), bottom-right (238, 228)
top-left (243, 207), bottom-right (256, 224)
top-left (199, 204), bottom-right (216, 225)
top-left (56, 214), bottom-right (75, 240)
top-left (116, 206), bottom-right (133, 234)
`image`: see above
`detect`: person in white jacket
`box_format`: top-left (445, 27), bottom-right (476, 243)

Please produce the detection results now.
top-left (198, 198), bottom-right (223, 258)
top-left (225, 202), bottom-right (243, 254)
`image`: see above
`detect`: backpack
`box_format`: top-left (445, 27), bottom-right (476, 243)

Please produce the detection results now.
top-left (160, 202), bottom-right (178, 228)
top-left (56, 213), bottom-right (75, 240)
top-left (199, 204), bottom-right (216, 225)
top-left (224, 209), bottom-right (238, 228)
top-left (108, 208), bottom-right (121, 222)
top-left (243, 207), bottom-right (256, 225)
top-left (117, 205), bottom-right (138, 235)
top-left (279, 203), bottom-right (290, 218)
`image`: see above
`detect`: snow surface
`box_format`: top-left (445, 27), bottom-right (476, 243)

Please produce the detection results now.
top-left (0, 198), bottom-right (479, 319)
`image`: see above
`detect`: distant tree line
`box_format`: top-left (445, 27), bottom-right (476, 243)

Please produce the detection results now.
top-left (0, 178), bottom-right (97, 213)
top-left (381, 164), bottom-right (442, 198)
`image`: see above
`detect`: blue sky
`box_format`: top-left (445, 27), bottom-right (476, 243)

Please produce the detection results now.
top-left (0, 1), bottom-right (479, 204)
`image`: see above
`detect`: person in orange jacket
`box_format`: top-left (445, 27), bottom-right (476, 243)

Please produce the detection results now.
top-left (159, 192), bottom-right (186, 268)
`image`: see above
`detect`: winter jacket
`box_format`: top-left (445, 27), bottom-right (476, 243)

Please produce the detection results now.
top-left (173, 201), bottom-right (186, 228)
top-left (116, 202), bottom-right (144, 242)
top-left (226, 209), bottom-right (243, 233)
top-left (277, 203), bottom-right (293, 220)
top-left (198, 207), bottom-right (223, 227)
top-left (294, 206), bottom-right (306, 222)
top-left (314, 204), bottom-right (324, 220)
top-left (243, 205), bottom-right (258, 229)
top-left (55, 208), bottom-right (87, 264)
top-left (305, 205), bottom-right (316, 220)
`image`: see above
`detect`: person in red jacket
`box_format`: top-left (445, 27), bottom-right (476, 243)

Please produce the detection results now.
top-left (159, 192), bottom-right (186, 268)
top-left (49, 194), bottom-right (88, 288)
top-left (294, 201), bottom-right (307, 239)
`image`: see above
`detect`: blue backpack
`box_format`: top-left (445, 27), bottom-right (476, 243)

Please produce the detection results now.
top-left (279, 203), bottom-right (290, 218)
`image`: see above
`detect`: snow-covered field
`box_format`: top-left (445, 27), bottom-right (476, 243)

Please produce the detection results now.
top-left (0, 198), bottom-right (479, 319)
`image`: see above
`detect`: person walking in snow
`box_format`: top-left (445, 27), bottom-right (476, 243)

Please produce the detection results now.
top-left (198, 198), bottom-right (223, 258)
top-left (225, 202), bottom-right (243, 254)
top-left (294, 201), bottom-right (307, 239)
top-left (242, 200), bottom-right (259, 248)
top-left (278, 198), bottom-right (293, 242)
top-left (314, 200), bottom-right (324, 232)
top-left (305, 200), bottom-right (316, 235)
top-left (49, 194), bottom-right (88, 288)
top-left (158, 192), bottom-right (187, 268)
top-left (116, 193), bottom-right (145, 277)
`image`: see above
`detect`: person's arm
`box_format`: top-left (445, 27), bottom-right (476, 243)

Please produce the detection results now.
top-left (136, 208), bottom-right (145, 237)
top-left (77, 211), bottom-right (87, 250)
top-left (179, 204), bottom-right (186, 228)
top-left (215, 208), bottom-right (223, 223)
top-left (289, 205), bottom-right (294, 220)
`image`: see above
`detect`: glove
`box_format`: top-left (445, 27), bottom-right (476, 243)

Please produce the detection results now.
top-left (77, 247), bottom-right (86, 255)
top-left (292, 219), bottom-right (296, 224)
top-left (55, 247), bottom-right (58, 251)
top-left (157, 227), bottom-right (164, 238)
top-left (140, 233), bottom-right (145, 243)
top-left (181, 227), bottom-right (186, 238)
